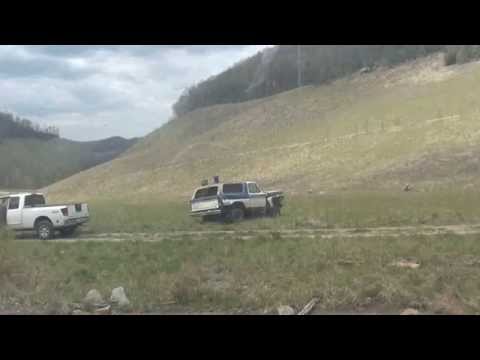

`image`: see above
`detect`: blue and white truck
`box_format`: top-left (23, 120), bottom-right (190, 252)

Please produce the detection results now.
top-left (190, 180), bottom-right (284, 222)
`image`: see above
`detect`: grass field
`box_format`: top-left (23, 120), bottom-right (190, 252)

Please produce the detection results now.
top-left (3, 189), bottom-right (480, 314)
top-left (2, 228), bottom-right (480, 315)
top-left (82, 190), bottom-right (480, 234)
top-left (0, 190), bottom-right (480, 314)
top-left (5, 181), bottom-right (480, 316)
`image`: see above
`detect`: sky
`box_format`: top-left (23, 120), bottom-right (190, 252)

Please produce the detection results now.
top-left (0, 45), bottom-right (271, 141)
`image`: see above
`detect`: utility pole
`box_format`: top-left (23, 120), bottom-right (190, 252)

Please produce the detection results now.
top-left (297, 45), bottom-right (303, 88)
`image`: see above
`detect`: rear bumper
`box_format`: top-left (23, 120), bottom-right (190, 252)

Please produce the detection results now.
top-left (190, 209), bottom-right (223, 217)
top-left (62, 217), bottom-right (89, 227)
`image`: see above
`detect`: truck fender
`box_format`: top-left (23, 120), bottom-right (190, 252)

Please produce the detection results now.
top-left (34, 216), bottom-right (53, 229)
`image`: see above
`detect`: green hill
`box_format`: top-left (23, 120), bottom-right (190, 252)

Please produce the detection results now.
top-left (45, 53), bottom-right (480, 203)
top-left (0, 135), bottom-right (137, 189)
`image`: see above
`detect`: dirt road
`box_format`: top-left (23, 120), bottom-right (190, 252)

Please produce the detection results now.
top-left (15, 224), bottom-right (480, 242)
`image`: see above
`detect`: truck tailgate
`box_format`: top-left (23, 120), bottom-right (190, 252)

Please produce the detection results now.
top-left (66, 203), bottom-right (89, 219)
top-left (191, 198), bottom-right (219, 212)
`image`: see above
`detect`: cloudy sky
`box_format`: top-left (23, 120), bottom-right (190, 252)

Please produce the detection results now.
top-left (0, 45), bottom-right (271, 141)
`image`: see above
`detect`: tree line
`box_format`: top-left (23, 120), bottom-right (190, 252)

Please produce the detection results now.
top-left (0, 112), bottom-right (60, 141)
top-left (172, 45), bottom-right (452, 117)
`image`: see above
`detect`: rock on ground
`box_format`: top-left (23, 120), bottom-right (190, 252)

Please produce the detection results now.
top-left (94, 305), bottom-right (112, 315)
top-left (72, 310), bottom-right (90, 316)
top-left (432, 294), bottom-right (465, 315)
top-left (391, 260), bottom-right (420, 269)
top-left (277, 305), bottom-right (296, 315)
top-left (83, 289), bottom-right (104, 308)
top-left (400, 308), bottom-right (419, 315)
top-left (110, 287), bottom-right (130, 308)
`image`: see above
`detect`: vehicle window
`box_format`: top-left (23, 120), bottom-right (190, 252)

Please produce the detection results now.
top-left (24, 194), bottom-right (46, 208)
top-left (223, 183), bottom-right (244, 194)
top-left (248, 183), bottom-right (261, 194)
top-left (194, 186), bottom-right (218, 199)
top-left (8, 197), bottom-right (19, 210)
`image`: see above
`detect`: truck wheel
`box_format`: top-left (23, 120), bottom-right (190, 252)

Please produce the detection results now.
top-left (227, 207), bottom-right (245, 223)
top-left (36, 220), bottom-right (54, 240)
top-left (59, 226), bottom-right (76, 237)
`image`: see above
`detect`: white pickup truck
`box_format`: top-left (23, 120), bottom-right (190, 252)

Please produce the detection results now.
top-left (190, 181), bottom-right (284, 222)
top-left (0, 193), bottom-right (89, 240)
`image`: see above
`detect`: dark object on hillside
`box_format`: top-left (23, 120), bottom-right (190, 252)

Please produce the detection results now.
top-left (404, 184), bottom-right (413, 192)
top-left (213, 176), bottom-right (220, 184)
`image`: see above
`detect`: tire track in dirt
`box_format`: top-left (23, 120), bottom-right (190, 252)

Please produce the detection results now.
top-left (17, 224), bottom-right (480, 242)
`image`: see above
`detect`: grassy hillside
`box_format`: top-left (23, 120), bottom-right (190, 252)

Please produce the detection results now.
top-left (46, 53), bottom-right (480, 204)
top-left (0, 136), bottom-right (137, 189)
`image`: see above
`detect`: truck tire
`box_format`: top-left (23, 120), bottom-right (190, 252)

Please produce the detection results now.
top-left (59, 226), bottom-right (76, 237)
top-left (226, 206), bottom-right (245, 223)
top-left (36, 220), bottom-right (54, 240)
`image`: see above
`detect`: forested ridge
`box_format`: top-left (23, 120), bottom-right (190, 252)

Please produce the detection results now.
top-left (173, 45), bottom-right (480, 117)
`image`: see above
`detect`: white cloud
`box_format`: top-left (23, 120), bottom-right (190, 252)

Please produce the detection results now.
top-left (0, 45), bottom-right (272, 141)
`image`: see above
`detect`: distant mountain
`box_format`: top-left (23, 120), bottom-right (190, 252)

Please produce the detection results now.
top-left (0, 112), bottom-right (138, 189)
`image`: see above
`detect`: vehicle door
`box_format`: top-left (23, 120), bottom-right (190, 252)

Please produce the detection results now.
top-left (6, 196), bottom-right (22, 228)
top-left (0, 197), bottom-right (8, 226)
top-left (247, 183), bottom-right (267, 209)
